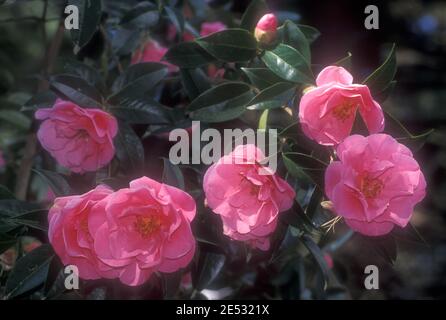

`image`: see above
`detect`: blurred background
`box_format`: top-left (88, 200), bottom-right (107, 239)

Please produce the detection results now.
top-left (1, 0), bottom-right (445, 299)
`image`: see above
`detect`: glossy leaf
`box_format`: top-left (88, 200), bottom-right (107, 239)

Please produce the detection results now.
top-left (109, 96), bottom-right (172, 124)
top-left (32, 169), bottom-right (72, 197)
top-left (69, 0), bottom-right (102, 48)
top-left (279, 20), bottom-right (311, 64)
top-left (241, 67), bottom-right (285, 90)
top-left (261, 44), bottom-right (313, 84)
top-left (164, 41), bottom-right (216, 68)
top-left (114, 121), bottom-right (145, 173)
top-left (363, 43), bottom-right (396, 95)
top-left (162, 158), bottom-right (185, 190)
top-left (247, 82), bottom-right (296, 110)
top-left (50, 75), bottom-right (103, 108)
top-left (187, 82), bottom-right (254, 122)
top-left (196, 29), bottom-right (257, 63)
top-left (180, 68), bottom-right (211, 101)
top-left (21, 91), bottom-right (57, 112)
top-left (298, 24), bottom-right (321, 43)
top-left (5, 244), bottom-right (54, 299)
top-left (240, 0), bottom-right (269, 32)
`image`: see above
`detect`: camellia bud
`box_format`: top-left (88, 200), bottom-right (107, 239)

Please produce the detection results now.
top-left (254, 13), bottom-right (278, 45)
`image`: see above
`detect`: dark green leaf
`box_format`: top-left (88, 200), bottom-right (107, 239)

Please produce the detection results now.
top-left (161, 271), bottom-right (183, 299)
top-left (375, 80), bottom-right (396, 103)
top-left (192, 243), bottom-right (226, 291)
top-left (334, 52), bottom-right (352, 70)
top-left (0, 233), bottom-right (16, 255)
top-left (21, 91), bottom-right (57, 112)
top-left (0, 185), bottom-right (15, 200)
top-left (69, 0), bottom-right (102, 48)
top-left (0, 200), bottom-right (41, 218)
top-left (164, 41), bottom-right (217, 68)
top-left (279, 20), bottom-right (311, 64)
top-left (109, 62), bottom-right (168, 101)
top-left (196, 29), bottom-right (257, 63)
top-left (247, 82), bottom-right (296, 110)
top-left (5, 244), bottom-right (54, 299)
top-left (187, 82), bottom-right (254, 122)
top-left (261, 44), bottom-right (313, 84)
top-left (298, 24), bottom-right (320, 43)
top-left (61, 59), bottom-right (103, 88)
top-left (240, 0), bottom-right (269, 32)
top-left (50, 75), bottom-right (103, 108)
top-left (120, 2), bottom-right (159, 29)
top-left (162, 158), bottom-right (185, 190)
top-left (241, 67), bottom-right (285, 90)
top-left (114, 122), bottom-right (145, 173)
top-left (282, 152), bottom-right (326, 188)
top-left (0, 110), bottom-right (31, 131)
top-left (180, 68), bottom-right (211, 101)
top-left (165, 6), bottom-right (184, 35)
top-left (300, 234), bottom-right (329, 290)
top-left (109, 96), bottom-right (172, 124)
top-left (363, 43), bottom-right (396, 95)
top-left (32, 169), bottom-right (72, 197)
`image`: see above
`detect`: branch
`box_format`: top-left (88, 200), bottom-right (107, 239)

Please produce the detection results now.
top-left (14, 18), bottom-right (65, 200)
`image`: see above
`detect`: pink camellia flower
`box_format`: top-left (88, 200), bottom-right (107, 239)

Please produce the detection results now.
top-left (254, 13), bottom-right (278, 44)
top-left (203, 144), bottom-right (295, 251)
top-left (325, 134), bottom-right (426, 236)
top-left (131, 40), bottom-right (178, 72)
top-left (35, 100), bottom-right (118, 174)
top-left (48, 185), bottom-right (115, 280)
top-left (299, 66), bottom-right (385, 146)
top-left (200, 21), bottom-right (227, 37)
top-left (88, 176), bottom-right (196, 286)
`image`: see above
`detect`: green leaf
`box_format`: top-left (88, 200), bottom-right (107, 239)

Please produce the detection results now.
top-left (240, 0), bottom-right (269, 32)
top-left (69, 0), bottom-right (102, 48)
top-left (0, 110), bottom-right (31, 130)
top-left (61, 59), bottom-right (103, 89)
top-left (196, 29), bottom-right (258, 63)
top-left (165, 6), bottom-right (184, 35)
top-left (0, 185), bottom-right (15, 200)
top-left (161, 271), bottom-right (182, 299)
top-left (5, 244), bottom-right (54, 299)
top-left (162, 158), bottom-right (185, 190)
top-left (192, 243), bottom-right (226, 291)
top-left (187, 82), bottom-right (254, 122)
top-left (0, 200), bottom-right (41, 218)
top-left (300, 235), bottom-right (329, 290)
top-left (180, 68), bottom-right (211, 101)
top-left (21, 91), bottom-right (57, 112)
top-left (363, 43), bottom-right (396, 95)
top-left (298, 24), bottom-right (320, 43)
top-left (375, 80), bottom-right (396, 103)
top-left (50, 75), bottom-right (103, 108)
top-left (164, 41), bottom-right (217, 68)
top-left (32, 169), bottom-right (72, 197)
top-left (114, 122), bottom-right (145, 173)
top-left (247, 82), bottom-right (296, 110)
top-left (109, 62), bottom-right (168, 101)
top-left (109, 97), bottom-right (172, 124)
top-left (279, 20), bottom-right (311, 64)
top-left (261, 44), bottom-right (313, 84)
top-left (120, 2), bottom-right (159, 29)
top-left (282, 152), bottom-right (326, 188)
top-left (241, 67), bottom-right (285, 90)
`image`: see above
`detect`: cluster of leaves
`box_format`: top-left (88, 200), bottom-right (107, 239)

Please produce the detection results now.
top-left (0, 0), bottom-right (431, 300)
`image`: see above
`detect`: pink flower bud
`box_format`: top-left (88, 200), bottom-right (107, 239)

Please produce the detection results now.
top-left (254, 13), bottom-right (278, 44)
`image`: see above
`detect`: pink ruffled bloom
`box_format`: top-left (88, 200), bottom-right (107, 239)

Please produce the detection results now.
top-left (35, 100), bottom-right (118, 174)
top-left (254, 13), bottom-right (278, 44)
top-left (88, 177), bottom-right (196, 286)
top-left (299, 66), bottom-right (385, 146)
top-left (203, 144), bottom-right (295, 250)
top-left (325, 134), bottom-right (426, 236)
top-left (48, 185), bottom-right (115, 280)
top-left (131, 40), bottom-right (178, 72)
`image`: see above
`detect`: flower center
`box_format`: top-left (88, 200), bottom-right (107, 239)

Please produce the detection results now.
top-left (332, 101), bottom-right (356, 121)
top-left (360, 176), bottom-right (384, 198)
top-left (134, 215), bottom-right (162, 238)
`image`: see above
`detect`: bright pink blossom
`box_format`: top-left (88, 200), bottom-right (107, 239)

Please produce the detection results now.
top-left (203, 144), bottom-right (295, 250)
top-left (299, 66), bottom-right (385, 146)
top-left (88, 177), bottom-right (196, 286)
top-left (48, 185), bottom-right (114, 280)
top-left (325, 134), bottom-right (426, 236)
top-left (254, 13), bottom-right (278, 44)
top-left (35, 100), bottom-right (118, 174)
top-left (131, 40), bottom-right (178, 72)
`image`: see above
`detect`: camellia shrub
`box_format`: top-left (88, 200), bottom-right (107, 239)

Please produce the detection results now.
top-left (0, 0), bottom-right (431, 300)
